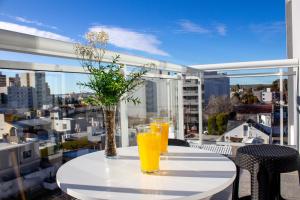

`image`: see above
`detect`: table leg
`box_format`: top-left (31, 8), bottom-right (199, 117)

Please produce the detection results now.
top-left (232, 166), bottom-right (240, 200)
top-left (250, 163), bottom-right (261, 200)
top-left (268, 173), bottom-right (283, 200)
top-left (298, 169), bottom-right (300, 185)
top-left (298, 156), bottom-right (300, 185)
top-left (256, 167), bottom-right (270, 200)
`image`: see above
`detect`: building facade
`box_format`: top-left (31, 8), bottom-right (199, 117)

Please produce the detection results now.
top-left (20, 72), bottom-right (52, 109)
top-left (183, 71), bottom-right (230, 136)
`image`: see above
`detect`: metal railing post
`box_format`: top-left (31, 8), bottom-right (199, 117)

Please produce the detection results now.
top-left (198, 73), bottom-right (203, 145)
top-left (120, 65), bottom-right (129, 147)
top-left (280, 69), bottom-right (284, 145)
top-left (177, 74), bottom-right (184, 140)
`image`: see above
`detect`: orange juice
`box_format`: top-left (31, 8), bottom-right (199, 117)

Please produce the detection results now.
top-left (160, 122), bottom-right (169, 154)
top-left (150, 120), bottom-right (169, 154)
top-left (137, 127), bottom-right (161, 173)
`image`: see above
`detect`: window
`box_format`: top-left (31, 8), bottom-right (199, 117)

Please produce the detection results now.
top-left (23, 150), bottom-right (32, 159)
top-left (63, 124), bottom-right (67, 129)
top-left (243, 125), bottom-right (248, 136)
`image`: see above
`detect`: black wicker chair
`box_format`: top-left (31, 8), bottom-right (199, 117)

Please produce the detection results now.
top-left (168, 139), bottom-right (190, 147)
top-left (232, 144), bottom-right (300, 200)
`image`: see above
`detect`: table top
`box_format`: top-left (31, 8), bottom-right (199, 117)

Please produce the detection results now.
top-left (57, 146), bottom-right (236, 200)
top-left (237, 144), bottom-right (299, 159)
top-left (236, 144), bottom-right (299, 173)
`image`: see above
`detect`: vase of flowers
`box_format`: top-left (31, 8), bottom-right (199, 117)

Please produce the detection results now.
top-left (75, 31), bottom-right (148, 158)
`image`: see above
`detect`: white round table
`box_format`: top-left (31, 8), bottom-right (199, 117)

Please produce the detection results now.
top-left (57, 146), bottom-right (236, 200)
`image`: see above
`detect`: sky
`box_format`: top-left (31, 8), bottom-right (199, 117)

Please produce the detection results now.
top-left (0, 0), bottom-right (288, 93)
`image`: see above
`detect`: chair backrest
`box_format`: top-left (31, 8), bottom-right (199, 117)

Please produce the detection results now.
top-left (168, 139), bottom-right (190, 147)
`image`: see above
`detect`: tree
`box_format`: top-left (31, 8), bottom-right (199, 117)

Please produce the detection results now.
top-left (231, 84), bottom-right (240, 92)
top-left (207, 115), bottom-right (216, 135)
top-left (205, 95), bottom-right (232, 116)
top-left (231, 93), bottom-right (240, 105)
top-left (240, 89), bottom-right (259, 104)
top-left (216, 113), bottom-right (229, 134)
top-left (255, 84), bottom-right (265, 91)
top-left (271, 79), bottom-right (288, 92)
top-left (207, 113), bottom-right (229, 135)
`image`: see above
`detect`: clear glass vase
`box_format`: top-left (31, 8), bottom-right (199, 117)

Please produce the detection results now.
top-left (103, 105), bottom-right (117, 158)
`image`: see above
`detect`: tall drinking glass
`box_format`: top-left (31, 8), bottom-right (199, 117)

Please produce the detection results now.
top-left (150, 117), bottom-right (170, 154)
top-left (136, 125), bottom-right (161, 173)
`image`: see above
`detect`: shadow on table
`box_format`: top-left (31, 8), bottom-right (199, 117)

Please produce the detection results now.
top-left (165, 152), bottom-right (223, 158)
top-left (154, 170), bottom-right (235, 178)
top-left (117, 155), bottom-right (229, 162)
top-left (59, 183), bottom-right (200, 196)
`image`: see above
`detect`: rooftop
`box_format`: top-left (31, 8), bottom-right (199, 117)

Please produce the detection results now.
top-left (0, 142), bottom-right (28, 151)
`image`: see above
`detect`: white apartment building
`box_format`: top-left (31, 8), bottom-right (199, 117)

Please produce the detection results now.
top-left (262, 88), bottom-right (273, 103)
top-left (183, 71), bottom-right (230, 135)
top-left (20, 72), bottom-right (52, 109)
top-left (7, 86), bottom-right (30, 109)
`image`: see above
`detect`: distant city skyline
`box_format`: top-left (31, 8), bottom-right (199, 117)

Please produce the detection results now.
top-left (0, 68), bottom-right (284, 95)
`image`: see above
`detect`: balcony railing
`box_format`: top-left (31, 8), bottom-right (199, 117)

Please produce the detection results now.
top-left (0, 29), bottom-right (300, 199)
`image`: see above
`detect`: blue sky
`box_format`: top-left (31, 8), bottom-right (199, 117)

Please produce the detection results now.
top-left (0, 0), bottom-right (287, 93)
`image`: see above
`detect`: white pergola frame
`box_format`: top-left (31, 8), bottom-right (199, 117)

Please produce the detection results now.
top-left (0, 0), bottom-right (299, 150)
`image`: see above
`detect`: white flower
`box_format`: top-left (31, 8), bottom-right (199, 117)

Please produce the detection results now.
top-left (96, 31), bottom-right (109, 45)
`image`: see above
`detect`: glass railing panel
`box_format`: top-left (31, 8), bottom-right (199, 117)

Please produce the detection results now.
top-left (0, 68), bottom-right (124, 199)
top-left (184, 68), bottom-right (295, 149)
top-left (0, 59), bottom-right (181, 198)
top-left (127, 77), bottom-right (179, 146)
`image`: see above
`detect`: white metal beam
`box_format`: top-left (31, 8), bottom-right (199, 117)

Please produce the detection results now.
top-left (0, 29), bottom-right (187, 73)
top-left (203, 72), bottom-right (295, 79)
top-left (0, 60), bottom-right (180, 81)
top-left (0, 59), bottom-right (87, 73)
top-left (190, 59), bottom-right (298, 71)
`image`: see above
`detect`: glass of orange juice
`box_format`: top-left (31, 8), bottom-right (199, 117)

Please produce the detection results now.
top-left (136, 125), bottom-right (161, 173)
top-left (150, 117), bottom-right (169, 154)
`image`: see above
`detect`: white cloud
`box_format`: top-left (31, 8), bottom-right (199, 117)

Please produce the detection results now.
top-left (178, 20), bottom-right (210, 34)
top-left (15, 16), bottom-right (58, 30)
top-left (249, 21), bottom-right (285, 33)
top-left (215, 24), bottom-right (227, 36)
top-left (0, 13), bottom-right (58, 30)
top-left (0, 21), bottom-right (72, 42)
top-left (89, 25), bottom-right (169, 56)
top-left (177, 20), bottom-right (227, 36)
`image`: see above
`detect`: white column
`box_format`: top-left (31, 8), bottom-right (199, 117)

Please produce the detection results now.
top-left (279, 69), bottom-right (284, 145)
top-left (177, 75), bottom-right (184, 140)
top-left (198, 73), bottom-right (203, 145)
top-left (120, 65), bottom-right (129, 147)
top-left (286, 0), bottom-right (300, 150)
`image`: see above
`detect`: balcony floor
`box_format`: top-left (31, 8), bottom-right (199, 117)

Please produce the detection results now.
top-left (206, 170), bottom-right (300, 200)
